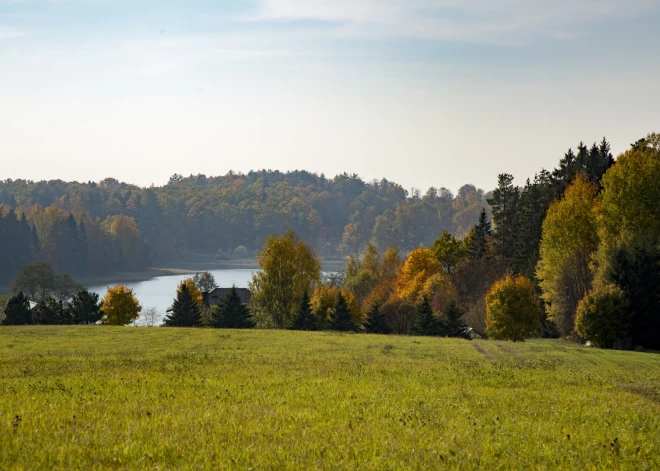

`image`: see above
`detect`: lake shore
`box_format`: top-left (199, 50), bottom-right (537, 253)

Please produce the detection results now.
top-left (0, 258), bottom-right (348, 295)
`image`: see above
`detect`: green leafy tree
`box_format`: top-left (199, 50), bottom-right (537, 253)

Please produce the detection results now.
top-left (2, 292), bottom-right (32, 325)
top-left (330, 292), bottom-right (356, 331)
top-left (486, 275), bottom-right (540, 341)
top-left (192, 272), bottom-right (218, 293)
top-left (363, 303), bottom-right (391, 334)
top-left (289, 292), bottom-right (317, 331)
top-left (413, 295), bottom-right (442, 336)
top-left (11, 261), bottom-right (57, 302)
top-left (100, 285), bottom-right (142, 325)
top-left (444, 300), bottom-right (470, 339)
top-left (211, 286), bottom-right (254, 328)
top-left (433, 230), bottom-right (464, 274)
top-left (69, 290), bottom-right (103, 324)
top-left (249, 230), bottom-right (321, 328)
top-left (575, 284), bottom-right (630, 348)
top-left (164, 283), bottom-right (202, 327)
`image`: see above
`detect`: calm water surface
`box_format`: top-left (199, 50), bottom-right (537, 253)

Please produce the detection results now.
top-left (87, 269), bottom-right (256, 325)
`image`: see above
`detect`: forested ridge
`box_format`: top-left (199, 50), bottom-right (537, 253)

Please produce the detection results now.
top-left (0, 137), bottom-right (614, 287)
top-left (0, 170), bottom-right (492, 283)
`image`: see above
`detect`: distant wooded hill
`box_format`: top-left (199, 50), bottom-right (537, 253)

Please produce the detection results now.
top-left (0, 170), bottom-right (491, 283)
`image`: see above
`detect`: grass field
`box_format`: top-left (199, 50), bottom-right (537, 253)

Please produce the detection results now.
top-left (1, 327), bottom-right (659, 469)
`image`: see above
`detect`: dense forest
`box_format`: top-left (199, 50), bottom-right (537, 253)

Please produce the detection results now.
top-left (0, 170), bottom-right (493, 284)
top-left (0, 136), bottom-right (615, 288)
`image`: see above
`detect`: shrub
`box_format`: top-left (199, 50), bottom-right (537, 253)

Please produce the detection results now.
top-left (486, 275), bottom-right (540, 341)
top-left (575, 284), bottom-right (630, 348)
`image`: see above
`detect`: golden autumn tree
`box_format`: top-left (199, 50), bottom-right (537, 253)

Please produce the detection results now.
top-left (178, 279), bottom-right (203, 306)
top-left (395, 247), bottom-right (440, 303)
top-left (486, 275), bottom-right (540, 341)
top-left (249, 230), bottom-right (321, 328)
top-left (421, 272), bottom-right (458, 315)
top-left (100, 285), bottom-right (142, 325)
top-left (311, 285), bottom-right (362, 324)
top-left (536, 176), bottom-right (599, 336)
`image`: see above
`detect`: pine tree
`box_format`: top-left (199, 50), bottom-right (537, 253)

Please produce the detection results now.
top-left (212, 286), bottom-right (254, 328)
top-left (330, 292), bottom-right (356, 331)
top-left (164, 283), bottom-right (202, 327)
top-left (69, 289), bottom-right (102, 324)
top-left (363, 303), bottom-right (391, 334)
top-left (290, 292), bottom-right (317, 331)
top-left (487, 174), bottom-right (519, 265)
top-left (467, 208), bottom-right (492, 259)
top-left (2, 292), bottom-right (32, 325)
top-left (34, 297), bottom-right (71, 325)
top-left (444, 300), bottom-right (470, 339)
top-left (413, 295), bottom-right (442, 336)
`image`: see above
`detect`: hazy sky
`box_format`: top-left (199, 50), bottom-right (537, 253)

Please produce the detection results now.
top-left (1, 1), bottom-right (659, 193)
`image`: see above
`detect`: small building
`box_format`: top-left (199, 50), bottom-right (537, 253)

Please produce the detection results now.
top-left (203, 288), bottom-right (252, 307)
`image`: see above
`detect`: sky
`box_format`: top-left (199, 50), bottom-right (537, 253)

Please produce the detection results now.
top-left (1, 0), bottom-right (659, 193)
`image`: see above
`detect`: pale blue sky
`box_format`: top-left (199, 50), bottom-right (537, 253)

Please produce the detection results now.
top-left (1, 0), bottom-right (659, 192)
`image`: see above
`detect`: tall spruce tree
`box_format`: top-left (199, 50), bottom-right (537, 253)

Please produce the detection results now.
top-left (444, 300), bottom-right (470, 339)
top-left (467, 208), bottom-right (492, 259)
top-left (164, 283), bottom-right (202, 327)
top-left (363, 303), bottom-right (391, 334)
top-left (413, 295), bottom-right (442, 336)
top-left (212, 286), bottom-right (254, 328)
top-left (487, 174), bottom-right (519, 265)
top-left (290, 292), bottom-right (317, 331)
top-left (2, 292), bottom-right (32, 325)
top-left (330, 292), bottom-right (356, 331)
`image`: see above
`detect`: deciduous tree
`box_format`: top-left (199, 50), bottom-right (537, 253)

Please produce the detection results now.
top-left (100, 285), bottom-right (142, 325)
top-left (249, 230), bottom-right (321, 328)
top-left (486, 275), bottom-right (540, 341)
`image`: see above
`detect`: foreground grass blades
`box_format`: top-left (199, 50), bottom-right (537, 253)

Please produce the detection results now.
top-left (1, 327), bottom-right (659, 470)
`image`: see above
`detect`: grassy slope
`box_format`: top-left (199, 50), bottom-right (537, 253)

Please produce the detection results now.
top-left (0, 328), bottom-right (658, 470)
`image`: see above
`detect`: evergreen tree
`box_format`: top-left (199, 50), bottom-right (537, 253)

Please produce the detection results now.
top-left (2, 292), bottom-right (32, 325)
top-left (34, 297), bottom-right (71, 325)
top-left (363, 302), bottom-right (391, 334)
top-left (487, 174), bottom-right (519, 264)
top-left (164, 283), bottom-right (202, 327)
top-left (330, 292), bottom-right (356, 331)
top-left (444, 300), bottom-right (470, 339)
top-left (605, 246), bottom-right (660, 349)
top-left (290, 291), bottom-right (317, 331)
top-left (512, 172), bottom-right (554, 278)
top-left (413, 295), bottom-right (443, 336)
top-left (69, 289), bottom-right (103, 324)
top-left (467, 208), bottom-right (492, 259)
top-left (212, 286), bottom-right (254, 328)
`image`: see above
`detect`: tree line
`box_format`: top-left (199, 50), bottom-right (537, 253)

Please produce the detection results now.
top-left (0, 172), bottom-right (492, 284)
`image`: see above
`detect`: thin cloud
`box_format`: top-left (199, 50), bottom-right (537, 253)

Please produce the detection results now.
top-left (249, 0), bottom-right (660, 43)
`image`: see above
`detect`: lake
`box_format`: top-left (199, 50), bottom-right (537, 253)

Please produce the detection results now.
top-left (87, 268), bottom-right (257, 326)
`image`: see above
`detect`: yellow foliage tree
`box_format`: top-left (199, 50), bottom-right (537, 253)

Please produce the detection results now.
top-left (311, 285), bottom-right (362, 323)
top-left (249, 230), bottom-right (321, 328)
top-left (100, 285), bottom-right (142, 325)
top-left (179, 279), bottom-right (203, 306)
top-left (536, 176), bottom-right (599, 336)
top-left (486, 275), bottom-right (540, 341)
top-left (394, 247), bottom-right (440, 302)
top-left (421, 272), bottom-right (458, 315)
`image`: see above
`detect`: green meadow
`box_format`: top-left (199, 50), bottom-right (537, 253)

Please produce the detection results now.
top-left (1, 327), bottom-right (659, 470)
